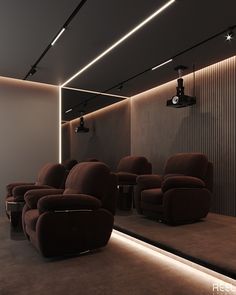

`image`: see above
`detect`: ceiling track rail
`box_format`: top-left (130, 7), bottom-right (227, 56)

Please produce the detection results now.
top-left (63, 24), bottom-right (236, 116)
top-left (23, 0), bottom-right (88, 80)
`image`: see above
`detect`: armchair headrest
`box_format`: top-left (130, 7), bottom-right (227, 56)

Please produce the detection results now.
top-left (164, 153), bottom-right (209, 179)
top-left (64, 162), bottom-right (111, 199)
top-left (36, 163), bottom-right (66, 188)
top-left (117, 156), bottom-right (152, 174)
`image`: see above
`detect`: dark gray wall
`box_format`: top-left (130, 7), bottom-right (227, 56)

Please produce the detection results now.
top-left (0, 76), bottom-right (59, 214)
top-left (131, 56), bottom-right (236, 216)
top-left (62, 56), bottom-right (236, 216)
top-left (68, 100), bottom-right (130, 171)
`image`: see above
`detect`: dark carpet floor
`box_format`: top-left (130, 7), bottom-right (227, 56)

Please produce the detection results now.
top-left (114, 212), bottom-right (236, 279)
top-left (1, 216), bottom-right (235, 295)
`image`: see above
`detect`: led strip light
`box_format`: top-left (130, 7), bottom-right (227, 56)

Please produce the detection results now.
top-left (61, 0), bottom-right (175, 87)
top-left (112, 230), bottom-right (236, 289)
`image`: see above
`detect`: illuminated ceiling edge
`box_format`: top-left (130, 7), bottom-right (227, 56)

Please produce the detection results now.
top-left (65, 54), bottom-right (236, 123)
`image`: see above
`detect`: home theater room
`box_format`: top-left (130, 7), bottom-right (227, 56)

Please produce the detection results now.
top-left (0, 0), bottom-right (236, 294)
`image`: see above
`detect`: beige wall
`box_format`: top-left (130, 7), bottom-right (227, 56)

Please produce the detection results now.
top-left (131, 56), bottom-right (236, 216)
top-left (0, 76), bottom-right (59, 214)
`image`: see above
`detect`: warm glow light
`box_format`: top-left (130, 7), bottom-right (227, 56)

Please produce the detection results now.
top-left (59, 86), bottom-right (62, 163)
top-left (61, 0), bottom-right (175, 87)
top-left (63, 86), bottom-right (129, 99)
top-left (51, 28), bottom-right (66, 46)
top-left (112, 230), bottom-right (236, 288)
top-left (151, 58), bottom-right (173, 71)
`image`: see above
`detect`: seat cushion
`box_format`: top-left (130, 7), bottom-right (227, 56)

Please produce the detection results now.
top-left (24, 209), bottom-right (40, 231)
top-left (116, 172), bottom-right (137, 185)
top-left (141, 188), bottom-right (163, 205)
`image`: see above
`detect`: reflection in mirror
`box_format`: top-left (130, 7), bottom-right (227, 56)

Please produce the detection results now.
top-left (62, 87), bottom-right (129, 122)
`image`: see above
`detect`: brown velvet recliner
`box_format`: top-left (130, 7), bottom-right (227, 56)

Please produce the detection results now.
top-left (62, 159), bottom-right (78, 171)
top-left (5, 163), bottom-right (66, 227)
top-left (116, 156), bottom-right (152, 185)
top-left (135, 153), bottom-right (213, 225)
top-left (22, 162), bottom-right (117, 257)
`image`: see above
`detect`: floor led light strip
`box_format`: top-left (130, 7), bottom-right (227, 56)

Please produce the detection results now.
top-left (112, 230), bottom-right (236, 289)
top-left (61, 0), bottom-right (175, 87)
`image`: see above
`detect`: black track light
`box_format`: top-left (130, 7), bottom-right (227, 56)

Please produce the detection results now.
top-left (29, 67), bottom-right (37, 76)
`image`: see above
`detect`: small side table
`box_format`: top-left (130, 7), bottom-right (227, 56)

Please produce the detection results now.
top-left (117, 184), bottom-right (136, 211)
top-left (6, 201), bottom-right (25, 227)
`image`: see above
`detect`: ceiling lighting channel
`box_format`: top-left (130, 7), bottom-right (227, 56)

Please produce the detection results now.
top-left (24, 0), bottom-right (88, 80)
top-left (65, 108), bottom-right (73, 113)
top-left (151, 58), bottom-right (173, 71)
top-left (63, 86), bottom-right (129, 99)
top-left (51, 28), bottom-right (66, 46)
top-left (61, 0), bottom-right (175, 87)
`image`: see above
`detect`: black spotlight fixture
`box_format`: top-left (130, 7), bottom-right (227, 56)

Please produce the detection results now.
top-left (166, 65), bottom-right (196, 108)
top-left (75, 112), bottom-right (89, 133)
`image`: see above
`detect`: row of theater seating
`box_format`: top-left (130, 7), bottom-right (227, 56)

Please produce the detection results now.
top-left (5, 153), bottom-right (213, 257)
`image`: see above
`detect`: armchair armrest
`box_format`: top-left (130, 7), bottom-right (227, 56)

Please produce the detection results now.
top-left (136, 174), bottom-right (163, 190)
top-left (162, 176), bottom-right (205, 193)
top-left (13, 184), bottom-right (55, 202)
top-left (38, 194), bottom-right (102, 213)
top-left (6, 182), bottom-right (34, 196)
top-left (25, 188), bottom-right (64, 209)
top-left (134, 174), bottom-right (163, 214)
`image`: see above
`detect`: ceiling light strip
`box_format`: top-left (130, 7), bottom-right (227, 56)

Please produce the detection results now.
top-left (23, 0), bottom-right (88, 80)
top-left (63, 86), bottom-right (130, 99)
top-left (51, 28), bottom-right (66, 46)
top-left (61, 0), bottom-right (175, 87)
top-left (65, 108), bottom-right (73, 113)
top-left (151, 58), bottom-right (173, 70)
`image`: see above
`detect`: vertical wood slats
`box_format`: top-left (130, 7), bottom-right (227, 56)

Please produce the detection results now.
top-left (131, 56), bottom-right (236, 216)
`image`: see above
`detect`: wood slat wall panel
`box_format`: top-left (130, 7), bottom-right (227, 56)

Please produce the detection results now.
top-left (131, 56), bottom-right (236, 216)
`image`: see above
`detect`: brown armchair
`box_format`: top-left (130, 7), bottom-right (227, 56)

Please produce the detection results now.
top-left (22, 162), bottom-right (117, 257)
top-left (135, 153), bottom-right (213, 225)
top-left (116, 156), bottom-right (152, 185)
top-left (5, 163), bottom-right (66, 227)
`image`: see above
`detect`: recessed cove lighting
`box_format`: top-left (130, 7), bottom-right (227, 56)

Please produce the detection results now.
top-left (61, 0), bottom-right (175, 87)
top-left (51, 28), bottom-right (66, 46)
top-left (151, 59), bottom-right (173, 71)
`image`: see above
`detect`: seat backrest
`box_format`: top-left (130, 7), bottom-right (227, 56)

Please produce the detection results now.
top-left (117, 156), bottom-right (152, 174)
top-left (36, 163), bottom-right (66, 188)
top-left (64, 162), bottom-right (116, 213)
top-left (164, 153), bottom-right (209, 180)
top-left (62, 159), bottom-right (78, 171)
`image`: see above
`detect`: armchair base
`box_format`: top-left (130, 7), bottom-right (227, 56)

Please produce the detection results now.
top-left (25, 209), bottom-right (114, 257)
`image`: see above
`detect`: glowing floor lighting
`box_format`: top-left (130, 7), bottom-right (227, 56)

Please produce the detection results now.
top-left (112, 230), bottom-right (236, 290)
